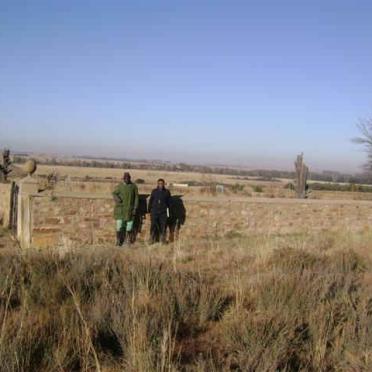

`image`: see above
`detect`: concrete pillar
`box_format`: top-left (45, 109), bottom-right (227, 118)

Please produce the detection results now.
top-left (17, 176), bottom-right (39, 249)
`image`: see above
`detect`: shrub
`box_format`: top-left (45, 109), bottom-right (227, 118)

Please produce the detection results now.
top-left (309, 182), bottom-right (372, 193)
top-left (252, 185), bottom-right (264, 193)
top-left (230, 183), bottom-right (245, 193)
top-left (284, 182), bottom-right (295, 190)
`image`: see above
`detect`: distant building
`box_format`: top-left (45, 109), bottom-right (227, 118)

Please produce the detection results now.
top-left (171, 183), bottom-right (189, 188)
top-left (216, 184), bottom-right (225, 193)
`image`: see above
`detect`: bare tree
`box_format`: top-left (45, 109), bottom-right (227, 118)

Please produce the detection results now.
top-left (0, 149), bottom-right (12, 182)
top-left (353, 118), bottom-right (372, 171)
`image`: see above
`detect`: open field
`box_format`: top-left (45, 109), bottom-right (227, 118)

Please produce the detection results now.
top-left (35, 165), bottom-right (236, 184)
top-left (0, 229), bottom-right (372, 371)
top-left (33, 164), bottom-right (372, 201)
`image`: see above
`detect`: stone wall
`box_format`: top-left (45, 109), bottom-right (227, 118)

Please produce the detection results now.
top-left (28, 193), bottom-right (372, 249)
top-left (46, 178), bottom-right (372, 201)
top-left (31, 195), bottom-right (116, 248)
top-left (0, 183), bottom-right (12, 227)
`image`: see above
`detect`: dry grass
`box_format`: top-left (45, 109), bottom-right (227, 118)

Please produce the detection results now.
top-left (0, 230), bottom-right (372, 371)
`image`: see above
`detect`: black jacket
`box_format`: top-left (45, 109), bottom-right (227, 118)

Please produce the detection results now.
top-left (148, 188), bottom-right (171, 215)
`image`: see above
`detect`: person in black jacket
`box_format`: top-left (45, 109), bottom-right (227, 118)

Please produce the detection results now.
top-left (148, 179), bottom-right (171, 244)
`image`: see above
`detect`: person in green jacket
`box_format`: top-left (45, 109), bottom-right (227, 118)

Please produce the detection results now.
top-left (112, 172), bottom-right (139, 246)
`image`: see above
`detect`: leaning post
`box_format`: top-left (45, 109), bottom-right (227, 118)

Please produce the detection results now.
top-left (0, 149), bottom-right (12, 182)
top-left (294, 153), bottom-right (309, 199)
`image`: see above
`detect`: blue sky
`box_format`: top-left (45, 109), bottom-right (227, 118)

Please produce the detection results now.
top-left (1, 0), bottom-right (372, 172)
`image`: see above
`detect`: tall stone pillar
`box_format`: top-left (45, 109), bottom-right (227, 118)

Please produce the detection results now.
top-left (294, 154), bottom-right (309, 199)
top-left (17, 176), bottom-right (39, 249)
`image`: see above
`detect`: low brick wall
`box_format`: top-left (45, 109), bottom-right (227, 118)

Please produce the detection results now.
top-left (31, 195), bottom-right (115, 248)
top-left (0, 183), bottom-right (12, 227)
top-left (28, 193), bottom-right (372, 249)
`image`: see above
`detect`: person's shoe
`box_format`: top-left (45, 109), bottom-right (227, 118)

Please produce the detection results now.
top-left (116, 231), bottom-right (126, 247)
top-left (116, 232), bottom-right (122, 246)
top-left (121, 231), bottom-right (127, 246)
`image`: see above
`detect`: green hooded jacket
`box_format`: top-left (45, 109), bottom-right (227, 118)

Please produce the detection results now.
top-left (112, 182), bottom-right (139, 221)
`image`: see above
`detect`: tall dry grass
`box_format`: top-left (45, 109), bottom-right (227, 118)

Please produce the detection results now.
top-left (0, 231), bottom-right (372, 371)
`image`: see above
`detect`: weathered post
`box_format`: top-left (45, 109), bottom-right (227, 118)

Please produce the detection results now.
top-left (0, 149), bottom-right (12, 182)
top-left (17, 159), bottom-right (38, 249)
top-left (294, 153), bottom-right (309, 199)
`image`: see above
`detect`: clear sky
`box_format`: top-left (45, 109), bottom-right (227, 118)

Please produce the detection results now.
top-left (1, 0), bottom-right (372, 172)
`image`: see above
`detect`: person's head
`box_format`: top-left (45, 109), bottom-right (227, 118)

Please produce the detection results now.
top-left (123, 172), bottom-right (131, 184)
top-left (157, 178), bottom-right (165, 189)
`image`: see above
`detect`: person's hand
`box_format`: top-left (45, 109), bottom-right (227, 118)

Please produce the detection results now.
top-left (113, 195), bottom-right (122, 204)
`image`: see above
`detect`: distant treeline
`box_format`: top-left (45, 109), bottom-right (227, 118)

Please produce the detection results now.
top-left (12, 155), bottom-right (372, 185)
top-left (309, 183), bottom-right (372, 193)
top-left (242, 170), bottom-right (372, 185)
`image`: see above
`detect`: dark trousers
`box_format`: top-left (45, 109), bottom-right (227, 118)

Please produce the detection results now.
top-left (150, 213), bottom-right (167, 243)
top-left (168, 218), bottom-right (181, 242)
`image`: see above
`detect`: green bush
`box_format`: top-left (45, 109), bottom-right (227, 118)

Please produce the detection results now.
top-left (252, 185), bottom-right (264, 193)
top-left (284, 182), bottom-right (295, 190)
top-left (309, 182), bottom-right (372, 193)
top-left (230, 183), bottom-right (245, 193)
